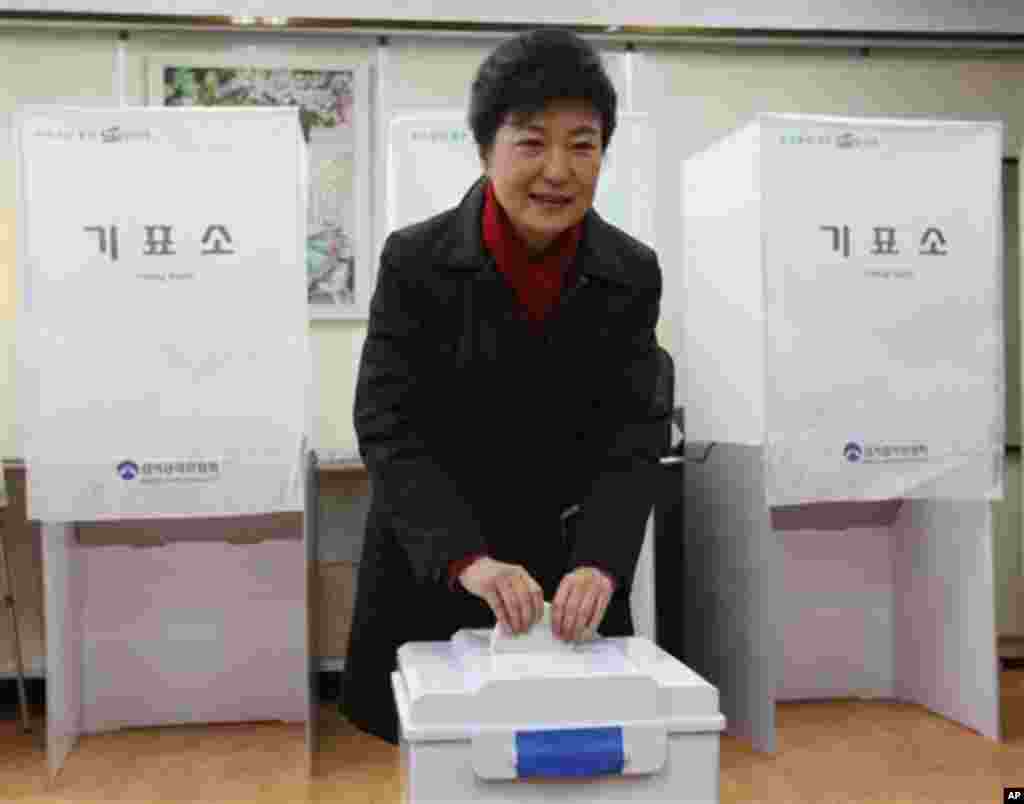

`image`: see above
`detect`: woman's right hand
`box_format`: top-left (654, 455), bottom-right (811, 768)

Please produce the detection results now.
top-left (458, 557), bottom-right (544, 634)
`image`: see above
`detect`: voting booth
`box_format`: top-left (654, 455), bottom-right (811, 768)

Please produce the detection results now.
top-left (387, 109), bottom-right (660, 642)
top-left (15, 106), bottom-right (318, 777)
top-left (680, 114), bottom-right (1005, 752)
top-left (393, 605), bottom-right (725, 803)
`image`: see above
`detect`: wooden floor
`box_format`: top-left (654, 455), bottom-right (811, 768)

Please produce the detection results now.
top-left (3, 670), bottom-right (1024, 803)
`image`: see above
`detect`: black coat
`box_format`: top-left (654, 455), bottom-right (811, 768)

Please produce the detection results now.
top-left (340, 178), bottom-right (665, 744)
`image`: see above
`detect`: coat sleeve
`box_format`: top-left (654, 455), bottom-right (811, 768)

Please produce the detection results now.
top-left (353, 233), bottom-right (488, 585)
top-left (567, 254), bottom-right (665, 595)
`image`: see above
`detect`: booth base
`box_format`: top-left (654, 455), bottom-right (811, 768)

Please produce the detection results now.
top-left (682, 443), bottom-right (1001, 753)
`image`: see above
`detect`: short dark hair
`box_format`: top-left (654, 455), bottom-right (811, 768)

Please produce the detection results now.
top-left (468, 29), bottom-right (617, 156)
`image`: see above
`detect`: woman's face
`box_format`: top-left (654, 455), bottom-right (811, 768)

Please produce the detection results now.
top-left (482, 98), bottom-right (604, 255)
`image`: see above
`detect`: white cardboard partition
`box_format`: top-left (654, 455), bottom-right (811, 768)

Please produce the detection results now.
top-left (682, 114), bottom-right (1004, 507)
top-left (893, 498), bottom-right (1000, 733)
top-left (16, 106), bottom-right (316, 779)
top-left (40, 524), bottom-right (82, 775)
top-left (680, 115), bottom-right (1003, 752)
top-left (632, 514), bottom-right (656, 643)
top-left (16, 106), bottom-right (311, 522)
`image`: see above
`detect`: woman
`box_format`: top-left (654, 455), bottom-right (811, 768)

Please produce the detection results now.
top-left (341, 28), bottom-right (665, 745)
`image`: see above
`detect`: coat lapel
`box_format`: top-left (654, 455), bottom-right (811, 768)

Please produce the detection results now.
top-left (443, 177), bottom-right (651, 367)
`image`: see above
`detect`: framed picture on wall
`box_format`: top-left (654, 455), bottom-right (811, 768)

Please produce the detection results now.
top-left (147, 58), bottom-right (373, 321)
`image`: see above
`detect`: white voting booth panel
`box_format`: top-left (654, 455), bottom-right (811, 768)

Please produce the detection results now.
top-left (393, 618), bottom-right (724, 803)
top-left (16, 106), bottom-right (317, 778)
top-left (17, 108), bottom-right (311, 522)
top-left (387, 110), bottom-right (659, 643)
top-left (682, 114), bottom-right (1004, 505)
top-left (680, 115), bottom-right (1003, 752)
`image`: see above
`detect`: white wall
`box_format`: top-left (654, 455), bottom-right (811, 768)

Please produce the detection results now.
top-left (4, 1), bottom-right (1024, 34)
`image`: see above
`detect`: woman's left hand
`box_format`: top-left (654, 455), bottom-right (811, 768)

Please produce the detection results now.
top-left (552, 567), bottom-right (614, 643)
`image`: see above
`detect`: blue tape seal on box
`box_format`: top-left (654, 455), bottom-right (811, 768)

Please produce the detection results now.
top-left (515, 726), bottom-right (625, 778)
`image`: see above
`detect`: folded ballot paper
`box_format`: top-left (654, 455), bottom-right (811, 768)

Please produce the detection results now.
top-left (489, 602), bottom-right (597, 654)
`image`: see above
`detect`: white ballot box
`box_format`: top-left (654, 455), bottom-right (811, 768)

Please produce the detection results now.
top-left (392, 610), bottom-right (724, 803)
top-left (682, 113), bottom-right (1004, 507)
top-left (677, 115), bottom-right (1004, 753)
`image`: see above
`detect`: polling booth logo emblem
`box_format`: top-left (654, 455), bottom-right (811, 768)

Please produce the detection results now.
top-left (116, 460), bottom-right (140, 480)
top-left (844, 442), bottom-right (930, 464)
top-left (116, 460), bottom-right (221, 484)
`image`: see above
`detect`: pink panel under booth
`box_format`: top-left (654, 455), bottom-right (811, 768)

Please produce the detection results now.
top-left (772, 505), bottom-right (900, 702)
top-left (770, 497), bottom-right (999, 739)
top-left (78, 536), bottom-right (307, 733)
top-left (41, 509), bottom-right (314, 782)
